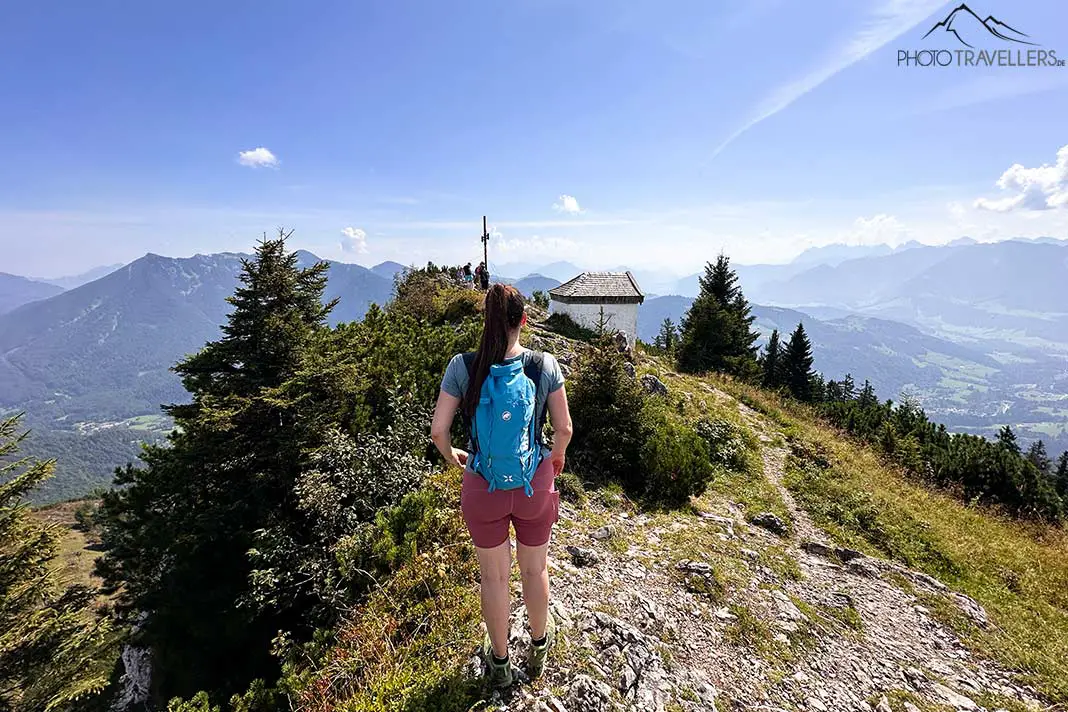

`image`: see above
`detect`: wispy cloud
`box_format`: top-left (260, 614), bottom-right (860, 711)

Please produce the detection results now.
top-left (237, 147), bottom-right (279, 168)
top-left (552, 194), bottom-right (583, 214)
top-left (975, 145), bottom-right (1068, 213)
top-left (907, 72), bottom-right (1068, 116)
top-left (712, 0), bottom-right (945, 158)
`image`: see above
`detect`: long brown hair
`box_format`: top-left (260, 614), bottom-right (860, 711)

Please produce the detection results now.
top-left (463, 283), bottom-right (526, 417)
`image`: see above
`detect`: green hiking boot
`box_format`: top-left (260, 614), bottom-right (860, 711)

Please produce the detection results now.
top-left (528, 612), bottom-right (556, 679)
top-left (481, 632), bottom-right (514, 689)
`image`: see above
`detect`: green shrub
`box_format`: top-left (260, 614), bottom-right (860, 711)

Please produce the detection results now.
top-left (544, 312), bottom-right (598, 342)
top-left (554, 471), bottom-right (587, 505)
top-left (531, 290), bottom-right (550, 309)
top-left (73, 499), bottom-right (99, 533)
top-left (247, 397), bottom-right (434, 615)
top-left (390, 267), bottom-right (480, 325)
top-left (642, 411), bottom-right (715, 506)
top-left (568, 337), bottom-right (651, 495)
top-left (441, 290), bottom-right (482, 323)
top-left (694, 417), bottom-right (749, 472)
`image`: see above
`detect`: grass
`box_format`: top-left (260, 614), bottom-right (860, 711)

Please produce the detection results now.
top-left (708, 374), bottom-right (1068, 703)
top-left (30, 499), bottom-right (103, 591)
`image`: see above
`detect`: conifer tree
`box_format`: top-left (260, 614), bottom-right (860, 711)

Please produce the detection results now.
top-left (1056, 451), bottom-right (1068, 498)
top-left (857, 380), bottom-right (878, 407)
top-left (997, 425), bottom-right (1020, 455)
top-left (96, 231), bottom-right (335, 703)
top-left (841, 373), bottom-right (856, 401)
top-left (0, 416), bottom-right (118, 710)
top-left (760, 329), bottom-right (783, 388)
top-left (676, 255), bottom-right (759, 379)
top-left (1026, 440), bottom-right (1052, 475)
top-left (654, 318), bottom-right (678, 354)
top-left (782, 322), bottom-right (815, 402)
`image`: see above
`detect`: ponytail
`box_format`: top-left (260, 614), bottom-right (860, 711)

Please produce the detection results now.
top-left (463, 283), bottom-right (525, 417)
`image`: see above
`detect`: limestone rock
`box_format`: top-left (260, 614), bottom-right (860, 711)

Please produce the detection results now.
top-left (802, 540), bottom-right (836, 558)
top-left (952, 593), bottom-right (989, 628)
top-left (592, 526), bottom-right (614, 541)
top-left (846, 559), bottom-right (882, 579)
top-left (566, 675), bottom-right (613, 712)
top-left (835, 547), bottom-right (866, 562)
top-left (567, 545), bottom-right (601, 567)
top-left (931, 682), bottom-right (979, 710)
top-left (749, 512), bottom-right (789, 537)
top-left (640, 373), bottom-right (669, 396)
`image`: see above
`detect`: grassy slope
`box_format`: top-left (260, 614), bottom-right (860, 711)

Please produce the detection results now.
top-left (30, 499), bottom-right (103, 591)
top-left (298, 347), bottom-right (1068, 708)
top-left (707, 372), bottom-right (1068, 702)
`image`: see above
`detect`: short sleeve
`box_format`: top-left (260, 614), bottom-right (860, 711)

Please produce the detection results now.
top-left (541, 353), bottom-right (565, 394)
top-left (441, 354), bottom-right (468, 398)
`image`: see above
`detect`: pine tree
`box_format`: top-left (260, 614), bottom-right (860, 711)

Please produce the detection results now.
top-left (654, 318), bottom-right (678, 354)
top-left (760, 329), bottom-right (783, 388)
top-left (1056, 451), bottom-right (1068, 498)
top-left (1026, 440), bottom-right (1052, 475)
top-left (857, 380), bottom-right (878, 407)
top-left (782, 322), bottom-right (815, 402)
top-left (0, 415), bottom-right (118, 710)
top-left (841, 373), bottom-right (856, 401)
top-left (676, 255), bottom-right (760, 379)
top-left (997, 425), bottom-right (1020, 455)
top-left (96, 231), bottom-right (335, 703)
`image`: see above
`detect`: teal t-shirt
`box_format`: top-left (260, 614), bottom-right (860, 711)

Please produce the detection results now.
top-left (441, 349), bottom-right (565, 451)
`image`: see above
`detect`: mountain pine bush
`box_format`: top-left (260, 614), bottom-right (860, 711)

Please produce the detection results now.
top-left (568, 336), bottom-right (652, 494)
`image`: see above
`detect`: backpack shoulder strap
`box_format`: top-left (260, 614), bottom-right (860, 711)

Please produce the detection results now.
top-left (524, 351), bottom-right (548, 445)
top-left (460, 352), bottom-right (478, 453)
top-left (523, 350), bottom-right (545, 388)
top-left (462, 351), bottom-right (476, 376)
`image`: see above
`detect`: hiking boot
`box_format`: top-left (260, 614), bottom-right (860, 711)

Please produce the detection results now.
top-left (482, 632), bottom-right (514, 689)
top-left (528, 612), bottom-right (556, 678)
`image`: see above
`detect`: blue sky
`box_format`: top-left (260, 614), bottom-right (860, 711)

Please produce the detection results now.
top-left (2, 0), bottom-right (1068, 277)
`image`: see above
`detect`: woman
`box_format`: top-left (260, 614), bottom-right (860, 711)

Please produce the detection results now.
top-left (431, 284), bottom-right (572, 688)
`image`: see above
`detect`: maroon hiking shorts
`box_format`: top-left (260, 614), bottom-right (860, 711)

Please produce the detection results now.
top-left (461, 458), bottom-right (559, 548)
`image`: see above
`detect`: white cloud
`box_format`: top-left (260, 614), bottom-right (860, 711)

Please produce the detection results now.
top-left (493, 232), bottom-right (578, 256)
top-left (552, 195), bottom-right (583, 214)
top-left (974, 145), bottom-right (1068, 213)
top-left (237, 147), bottom-right (279, 168)
top-left (712, 0), bottom-right (945, 157)
top-left (847, 213), bottom-right (910, 245)
top-left (340, 227), bottom-right (368, 253)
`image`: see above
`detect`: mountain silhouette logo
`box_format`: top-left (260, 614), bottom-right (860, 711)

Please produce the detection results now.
top-left (922, 3), bottom-right (1038, 48)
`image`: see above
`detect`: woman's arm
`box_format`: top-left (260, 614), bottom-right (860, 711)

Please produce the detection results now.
top-left (546, 386), bottom-right (573, 476)
top-left (430, 390), bottom-right (468, 469)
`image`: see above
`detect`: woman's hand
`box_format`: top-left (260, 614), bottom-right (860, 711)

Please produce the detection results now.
top-left (549, 448), bottom-right (566, 477)
top-left (448, 448), bottom-right (469, 470)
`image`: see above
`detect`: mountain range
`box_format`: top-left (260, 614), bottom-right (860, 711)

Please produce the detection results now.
top-left (5, 237), bottom-right (1067, 502)
top-left (0, 272), bottom-right (64, 314)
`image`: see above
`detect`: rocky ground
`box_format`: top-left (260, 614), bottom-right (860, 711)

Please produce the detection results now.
top-left (470, 369), bottom-right (1049, 712)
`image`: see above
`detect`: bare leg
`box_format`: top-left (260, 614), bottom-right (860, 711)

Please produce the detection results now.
top-left (476, 540), bottom-right (513, 657)
top-left (516, 540), bottom-right (550, 639)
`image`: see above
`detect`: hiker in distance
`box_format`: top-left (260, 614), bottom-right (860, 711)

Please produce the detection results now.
top-left (431, 283), bottom-right (573, 688)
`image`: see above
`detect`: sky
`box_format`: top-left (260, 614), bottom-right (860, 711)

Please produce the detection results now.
top-left (2, 0), bottom-right (1068, 278)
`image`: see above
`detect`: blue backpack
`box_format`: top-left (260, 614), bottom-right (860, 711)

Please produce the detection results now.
top-left (462, 352), bottom-right (547, 496)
